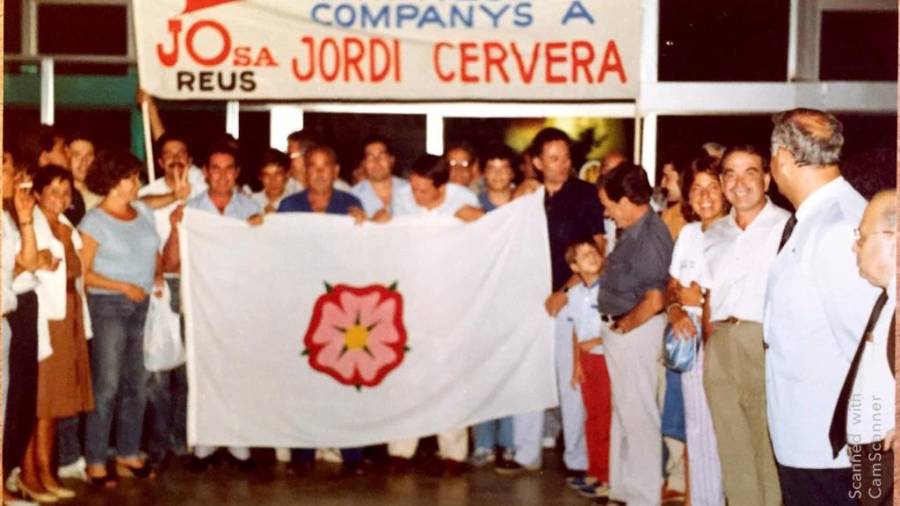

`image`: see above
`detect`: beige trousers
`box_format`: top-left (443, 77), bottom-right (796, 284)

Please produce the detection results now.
top-left (604, 315), bottom-right (665, 506)
top-left (703, 321), bottom-right (781, 506)
top-left (388, 428), bottom-right (468, 463)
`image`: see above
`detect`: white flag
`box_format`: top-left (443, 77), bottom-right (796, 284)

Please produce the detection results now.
top-left (181, 190), bottom-right (557, 448)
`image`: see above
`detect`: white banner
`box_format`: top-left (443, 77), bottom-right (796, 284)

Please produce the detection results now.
top-left (133, 0), bottom-right (640, 100)
top-left (182, 191), bottom-right (557, 448)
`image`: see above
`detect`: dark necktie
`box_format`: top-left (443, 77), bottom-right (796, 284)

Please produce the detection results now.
top-left (777, 214), bottom-right (797, 253)
top-left (828, 290), bottom-right (889, 458)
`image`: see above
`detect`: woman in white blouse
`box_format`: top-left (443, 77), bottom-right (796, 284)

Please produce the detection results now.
top-left (665, 156), bottom-right (729, 506)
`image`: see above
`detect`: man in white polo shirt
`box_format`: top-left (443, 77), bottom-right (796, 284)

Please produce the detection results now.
top-left (379, 154), bottom-right (482, 476)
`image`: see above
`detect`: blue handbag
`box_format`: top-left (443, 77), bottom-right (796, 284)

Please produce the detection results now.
top-left (663, 311), bottom-right (701, 372)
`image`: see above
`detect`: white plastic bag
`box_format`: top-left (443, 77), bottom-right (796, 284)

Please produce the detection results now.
top-left (143, 282), bottom-right (185, 372)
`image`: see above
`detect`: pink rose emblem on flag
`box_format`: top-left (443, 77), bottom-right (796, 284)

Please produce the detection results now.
top-left (303, 283), bottom-right (408, 389)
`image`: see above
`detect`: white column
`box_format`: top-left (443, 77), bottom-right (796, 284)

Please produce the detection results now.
top-left (426, 113), bottom-right (444, 155)
top-left (640, 115), bottom-right (658, 184)
top-left (226, 101), bottom-right (240, 139)
top-left (788, 0), bottom-right (820, 82)
top-left (269, 105), bottom-right (305, 152)
top-left (632, 117), bottom-right (643, 165)
top-left (638, 0), bottom-right (660, 181)
top-left (40, 58), bottom-right (55, 126)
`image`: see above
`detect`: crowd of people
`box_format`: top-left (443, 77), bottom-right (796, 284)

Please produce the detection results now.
top-left (1, 106), bottom-right (896, 506)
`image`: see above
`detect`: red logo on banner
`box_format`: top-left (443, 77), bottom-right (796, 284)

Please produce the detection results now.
top-left (183, 0), bottom-right (236, 14)
top-left (302, 283), bottom-right (409, 390)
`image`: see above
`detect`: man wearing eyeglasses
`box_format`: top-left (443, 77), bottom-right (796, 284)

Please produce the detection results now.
top-left (445, 141), bottom-right (482, 194)
top-left (763, 109), bottom-right (881, 506)
top-left (828, 190), bottom-right (896, 506)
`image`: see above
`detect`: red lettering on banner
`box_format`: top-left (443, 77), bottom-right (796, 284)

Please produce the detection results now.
top-left (597, 40), bottom-right (627, 83)
top-left (290, 37), bottom-right (400, 83)
top-left (510, 43), bottom-right (539, 84)
top-left (182, 0), bottom-right (236, 14)
top-left (434, 42), bottom-right (455, 82)
top-left (233, 47), bottom-right (252, 66)
top-left (459, 43), bottom-right (479, 83)
top-left (344, 38), bottom-right (365, 81)
top-left (253, 47), bottom-right (278, 67)
top-left (571, 41), bottom-right (595, 83)
top-left (185, 20), bottom-right (231, 67)
top-left (483, 42), bottom-right (510, 83)
top-left (157, 20), bottom-right (183, 67)
top-left (432, 40), bottom-right (628, 85)
top-left (292, 37), bottom-right (315, 81)
top-left (320, 38), bottom-right (340, 82)
top-left (544, 42), bottom-right (567, 83)
top-left (370, 39), bottom-right (391, 82)
top-left (393, 40), bottom-right (401, 81)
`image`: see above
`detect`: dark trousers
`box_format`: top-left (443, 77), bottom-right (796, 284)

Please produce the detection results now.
top-left (777, 463), bottom-right (855, 506)
top-left (57, 415), bottom-right (84, 466)
top-left (291, 448), bottom-right (364, 465)
top-left (849, 442), bottom-right (894, 506)
top-left (3, 291), bottom-right (39, 475)
top-left (145, 365), bottom-right (188, 463)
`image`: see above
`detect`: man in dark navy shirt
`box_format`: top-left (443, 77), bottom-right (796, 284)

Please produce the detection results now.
top-left (496, 128), bottom-right (605, 480)
top-left (278, 145), bottom-right (365, 223)
top-left (276, 144), bottom-right (366, 475)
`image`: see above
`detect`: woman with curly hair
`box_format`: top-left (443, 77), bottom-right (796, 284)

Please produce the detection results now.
top-left (79, 150), bottom-right (161, 486)
top-left (665, 155), bottom-right (730, 506)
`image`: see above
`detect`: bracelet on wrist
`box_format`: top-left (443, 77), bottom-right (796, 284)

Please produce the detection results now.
top-left (18, 219), bottom-right (33, 226)
top-left (666, 302), bottom-right (683, 314)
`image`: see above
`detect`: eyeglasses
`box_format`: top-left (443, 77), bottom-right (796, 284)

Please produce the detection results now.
top-left (448, 159), bottom-right (471, 168)
top-left (288, 152), bottom-right (303, 160)
top-left (853, 227), bottom-right (895, 246)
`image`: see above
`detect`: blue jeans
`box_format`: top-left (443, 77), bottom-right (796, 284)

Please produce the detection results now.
top-left (473, 417), bottom-right (513, 451)
top-left (661, 368), bottom-right (686, 441)
top-left (85, 294), bottom-right (149, 466)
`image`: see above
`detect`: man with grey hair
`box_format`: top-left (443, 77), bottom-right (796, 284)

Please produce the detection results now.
top-left (702, 142), bottom-right (726, 160)
top-left (764, 108), bottom-right (881, 505)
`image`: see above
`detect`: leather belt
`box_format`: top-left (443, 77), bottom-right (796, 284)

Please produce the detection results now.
top-left (712, 316), bottom-right (769, 350)
top-left (601, 314), bottom-right (621, 323)
top-left (711, 316), bottom-right (746, 326)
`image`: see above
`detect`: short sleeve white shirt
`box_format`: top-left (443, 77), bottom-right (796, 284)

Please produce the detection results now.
top-left (668, 221), bottom-right (712, 315)
top-left (703, 198), bottom-right (790, 322)
top-left (393, 183), bottom-right (479, 217)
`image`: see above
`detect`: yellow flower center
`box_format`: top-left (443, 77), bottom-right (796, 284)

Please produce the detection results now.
top-left (344, 324), bottom-right (369, 350)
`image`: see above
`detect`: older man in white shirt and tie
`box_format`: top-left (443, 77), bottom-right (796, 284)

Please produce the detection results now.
top-left (702, 145), bottom-right (789, 506)
top-left (764, 108), bottom-right (880, 506)
top-left (828, 190), bottom-right (896, 506)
